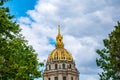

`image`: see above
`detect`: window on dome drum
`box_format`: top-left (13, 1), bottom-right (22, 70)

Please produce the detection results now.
top-left (71, 77), bottom-right (73, 80)
top-left (55, 77), bottom-right (58, 80)
top-left (49, 65), bottom-right (51, 70)
top-left (48, 78), bottom-right (51, 80)
top-left (62, 63), bottom-right (65, 69)
top-left (55, 64), bottom-right (57, 69)
top-left (63, 76), bottom-right (66, 80)
top-left (69, 64), bottom-right (71, 69)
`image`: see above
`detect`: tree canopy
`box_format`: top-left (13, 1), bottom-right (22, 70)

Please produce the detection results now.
top-left (96, 22), bottom-right (120, 80)
top-left (0, 0), bottom-right (43, 79)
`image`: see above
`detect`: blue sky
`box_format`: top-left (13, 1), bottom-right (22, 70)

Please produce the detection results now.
top-left (5, 0), bottom-right (120, 80)
top-left (5, 0), bottom-right (36, 17)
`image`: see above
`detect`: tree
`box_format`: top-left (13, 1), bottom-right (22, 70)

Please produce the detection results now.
top-left (96, 22), bottom-right (120, 80)
top-left (0, 0), bottom-right (43, 79)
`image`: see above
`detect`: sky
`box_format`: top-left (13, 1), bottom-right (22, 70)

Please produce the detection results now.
top-left (6, 0), bottom-right (120, 80)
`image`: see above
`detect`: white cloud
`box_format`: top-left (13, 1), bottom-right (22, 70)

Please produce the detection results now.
top-left (81, 74), bottom-right (99, 80)
top-left (18, 17), bottom-right (31, 24)
top-left (18, 0), bottom-right (120, 80)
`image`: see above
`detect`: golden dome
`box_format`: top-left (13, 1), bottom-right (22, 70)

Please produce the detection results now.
top-left (47, 24), bottom-right (73, 62)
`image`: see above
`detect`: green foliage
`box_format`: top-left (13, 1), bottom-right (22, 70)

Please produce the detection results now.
top-left (0, 0), bottom-right (44, 80)
top-left (96, 22), bottom-right (120, 80)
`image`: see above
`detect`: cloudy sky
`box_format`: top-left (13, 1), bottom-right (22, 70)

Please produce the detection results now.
top-left (6, 0), bottom-right (120, 80)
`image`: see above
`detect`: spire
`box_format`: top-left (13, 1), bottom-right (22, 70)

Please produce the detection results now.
top-left (56, 24), bottom-right (64, 48)
top-left (58, 23), bottom-right (60, 35)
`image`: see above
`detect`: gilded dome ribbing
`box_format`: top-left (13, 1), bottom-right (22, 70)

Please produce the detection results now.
top-left (47, 24), bottom-right (73, 62)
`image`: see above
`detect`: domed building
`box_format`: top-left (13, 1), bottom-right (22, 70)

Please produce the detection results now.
top-left (43, 24), bottom-right (79, 80)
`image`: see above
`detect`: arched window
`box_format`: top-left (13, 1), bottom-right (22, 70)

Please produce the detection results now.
top-left (62, 63), bottom-right (65, 69)
top-left (63, 76), bottom-right (66, 80)
top-left (49, 65), bottom-right (51, 70)
top-left (71, 77), bottom-right (73, 80)
top-left (55, 64), bottom-right (57, 69)
top-left (69, 64), bottom-right (71, 69)
top-left (55, 77), bottom-right (58, 80)
top-left (48, 78), bottom-right (51, 80)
